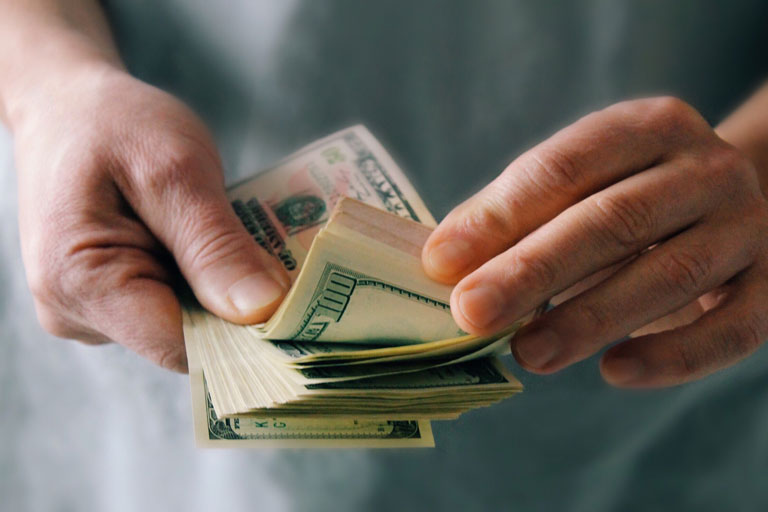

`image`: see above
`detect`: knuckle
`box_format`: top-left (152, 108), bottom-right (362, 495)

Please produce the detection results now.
top-left (605, 97), bottom-right (706, 148)
top-left (153, 347), bottom-right (187, 372)
top-left (519, 146), bottom-right (584, 197)
top-left (672, 340), bottom-right (702, 376)
top-left (614, 97), bottom-right (703, 139)
top-left (681, 311), bottom-right (768, 378)
top-left (35, 304), bottom-right (76, 339)
top-left (748, 204), bottom-right (768, 260)
top-left (57, 263), bottom-right (91, 306)
top-left (458, 199), bottom-right (518, 246)
top-left (696, 143), bottom-right (757, 186)
top-left (653, 247), bottom-right (713, 297)
top-left (727, 311), bottom-right (766, 356)
top-left (645, 96), bottom-right (698, 127)
top-left (28, 234), bottom-right (129, 314)
top-left (24, 226), bottom-right (105, 315)
top-left (137, 143), bottom-right (203, 197)
top-left (728, 150), bottom-right (758, 183)
top-left (511, 249), bottom-right (560, 293)
top-left (669, 308), bottom-right (768, 379)
top-left (26, 245), bottom-right (67, 306)
top-left (183, 221), bottom-right (250, 273)
top-left (592, 193), bottom-right (656, 249)
top-left (572, 300), bottom-right (614, 339)
top-left (648, 96), bottom-right (691, 117)
top-left (27, 266), bottom-right (58, 304)
top-left (709, 147), bottom-right (759, 192)
top-left (56, 246), bottom-right (111, 307)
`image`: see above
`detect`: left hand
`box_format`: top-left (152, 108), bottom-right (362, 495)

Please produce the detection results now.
top-left (422, 97), bottom-right (768, 388)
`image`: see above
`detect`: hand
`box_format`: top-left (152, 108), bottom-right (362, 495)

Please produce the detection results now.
top-left (12, 64), bottom-right (289, 372)
top-left (422, 97), bottom-right (768, 388)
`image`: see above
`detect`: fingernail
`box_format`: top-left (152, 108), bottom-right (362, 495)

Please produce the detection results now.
top-left (514, 327), bottom-right (559, 369)
top-left (428, 239), bottom-right (474, 276)
top-left (266, 265), bottom-right (292, 289)
top-left (227, 272), bottom-right (287, 315)
top-left (602, 357), bottom-right (645, 385)
top-left (457, 284), bottom-right (505, 329)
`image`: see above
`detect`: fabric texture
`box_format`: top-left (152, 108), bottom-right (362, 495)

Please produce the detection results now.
top-left (2, 1), bottom-right (768, 510)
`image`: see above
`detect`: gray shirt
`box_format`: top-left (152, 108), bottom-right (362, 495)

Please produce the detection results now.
top-left (2, 1), bottom-right (767, 510)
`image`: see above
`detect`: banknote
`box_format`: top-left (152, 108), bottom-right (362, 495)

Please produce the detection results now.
top-left (186, 307), bottom-right (434, 448)
top-left (182, 126), bottom-right (533, 448)
top-left (227, 125), bottom-right (435, 279)
top-left (186, 302), bottom-right (521, 418)
top-left (190, 369), bottom-right (434, 448)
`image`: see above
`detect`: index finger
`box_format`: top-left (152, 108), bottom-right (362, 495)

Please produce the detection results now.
top-left (422, 97), bottom-right (707, 283)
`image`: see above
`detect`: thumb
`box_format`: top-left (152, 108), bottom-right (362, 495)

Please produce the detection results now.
top-left (172, 200), bottom-right (290, 324)
top-left (126, 146), bottom-right (290, 324)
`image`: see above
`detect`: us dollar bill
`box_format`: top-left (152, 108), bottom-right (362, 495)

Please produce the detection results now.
top-left (186, 307), bottom-right (434, 448)
top-left (186, 303), bottom-right (521, 418)
top-left (191, 374), bottom-right (434, 449)
top-left (182, 126), bottom-right (532, 448)
top-left (227, 125), bottom-right (436, 279)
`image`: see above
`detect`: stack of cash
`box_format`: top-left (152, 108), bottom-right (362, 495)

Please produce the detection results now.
top-left (183, 126), bottom-right (539, 448)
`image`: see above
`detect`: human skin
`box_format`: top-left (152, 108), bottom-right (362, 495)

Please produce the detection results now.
top-left (3, 2), bottom-right (768, 387)
top-left (423, 91), bottom-right (768, 388)
top-left (0, 0), bottom-right (290, 372)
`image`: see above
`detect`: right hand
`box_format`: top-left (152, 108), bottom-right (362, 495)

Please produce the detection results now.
top-left (11, 64), bottom-right (289, 372)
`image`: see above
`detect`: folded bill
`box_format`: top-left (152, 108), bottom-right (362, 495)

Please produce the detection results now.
top-left (183, 126), bottom-right (538, 448)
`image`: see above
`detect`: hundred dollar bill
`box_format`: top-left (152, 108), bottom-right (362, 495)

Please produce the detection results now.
top-left (227, 125), bottom-right (436, 280)
top-left (186, 302), bottom-right (521, 418)
top-left (186, 308), bottom-right (434, 448)
top-left (191, 374), bottom-right (434, 448)
top-left (182, 126), bottom-right (534, 448)
top-left (249, 197), bottom-right (543, 347)
top-left (254, 198), bottom-right (465, 344)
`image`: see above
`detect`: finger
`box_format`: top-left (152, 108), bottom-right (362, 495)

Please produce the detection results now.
top-left (550, 254), bottom-right (639, 307)
top-left (511, 220), bottom-right (752, 372)
top-left (33, 301), bottom-right (110, 345)
top-left (91, 277), bottom-right (189, 372)
top-left (33, 243), bottom-right (189, 372)
top-left (69, 245), bottom-right (188, 371)
top-left (630, 299), bottom-right (706, 337)
top-left (450, 155), bottom-right (719, 335)
top-left (423, 97), bottom-right (710, 283)
top-left (599, 268), bottom-right (768, 388)
top-left (119, 142), bottom-right (290, 324)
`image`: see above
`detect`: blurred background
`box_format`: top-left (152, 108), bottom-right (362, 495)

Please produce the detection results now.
top-left (2, 1), bottom-right (768, 510)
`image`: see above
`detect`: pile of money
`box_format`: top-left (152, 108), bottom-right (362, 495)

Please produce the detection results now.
top-left (183, 126), bottom-right (539, 448)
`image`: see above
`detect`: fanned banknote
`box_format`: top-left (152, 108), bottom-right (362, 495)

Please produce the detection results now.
top-left (187, 323), bottom-right (434, 448)
top-left (183, 126), bottom-right (540, 448)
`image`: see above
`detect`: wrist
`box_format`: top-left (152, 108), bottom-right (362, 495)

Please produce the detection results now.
top-left (0, 23), bottom-right (124, 132)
